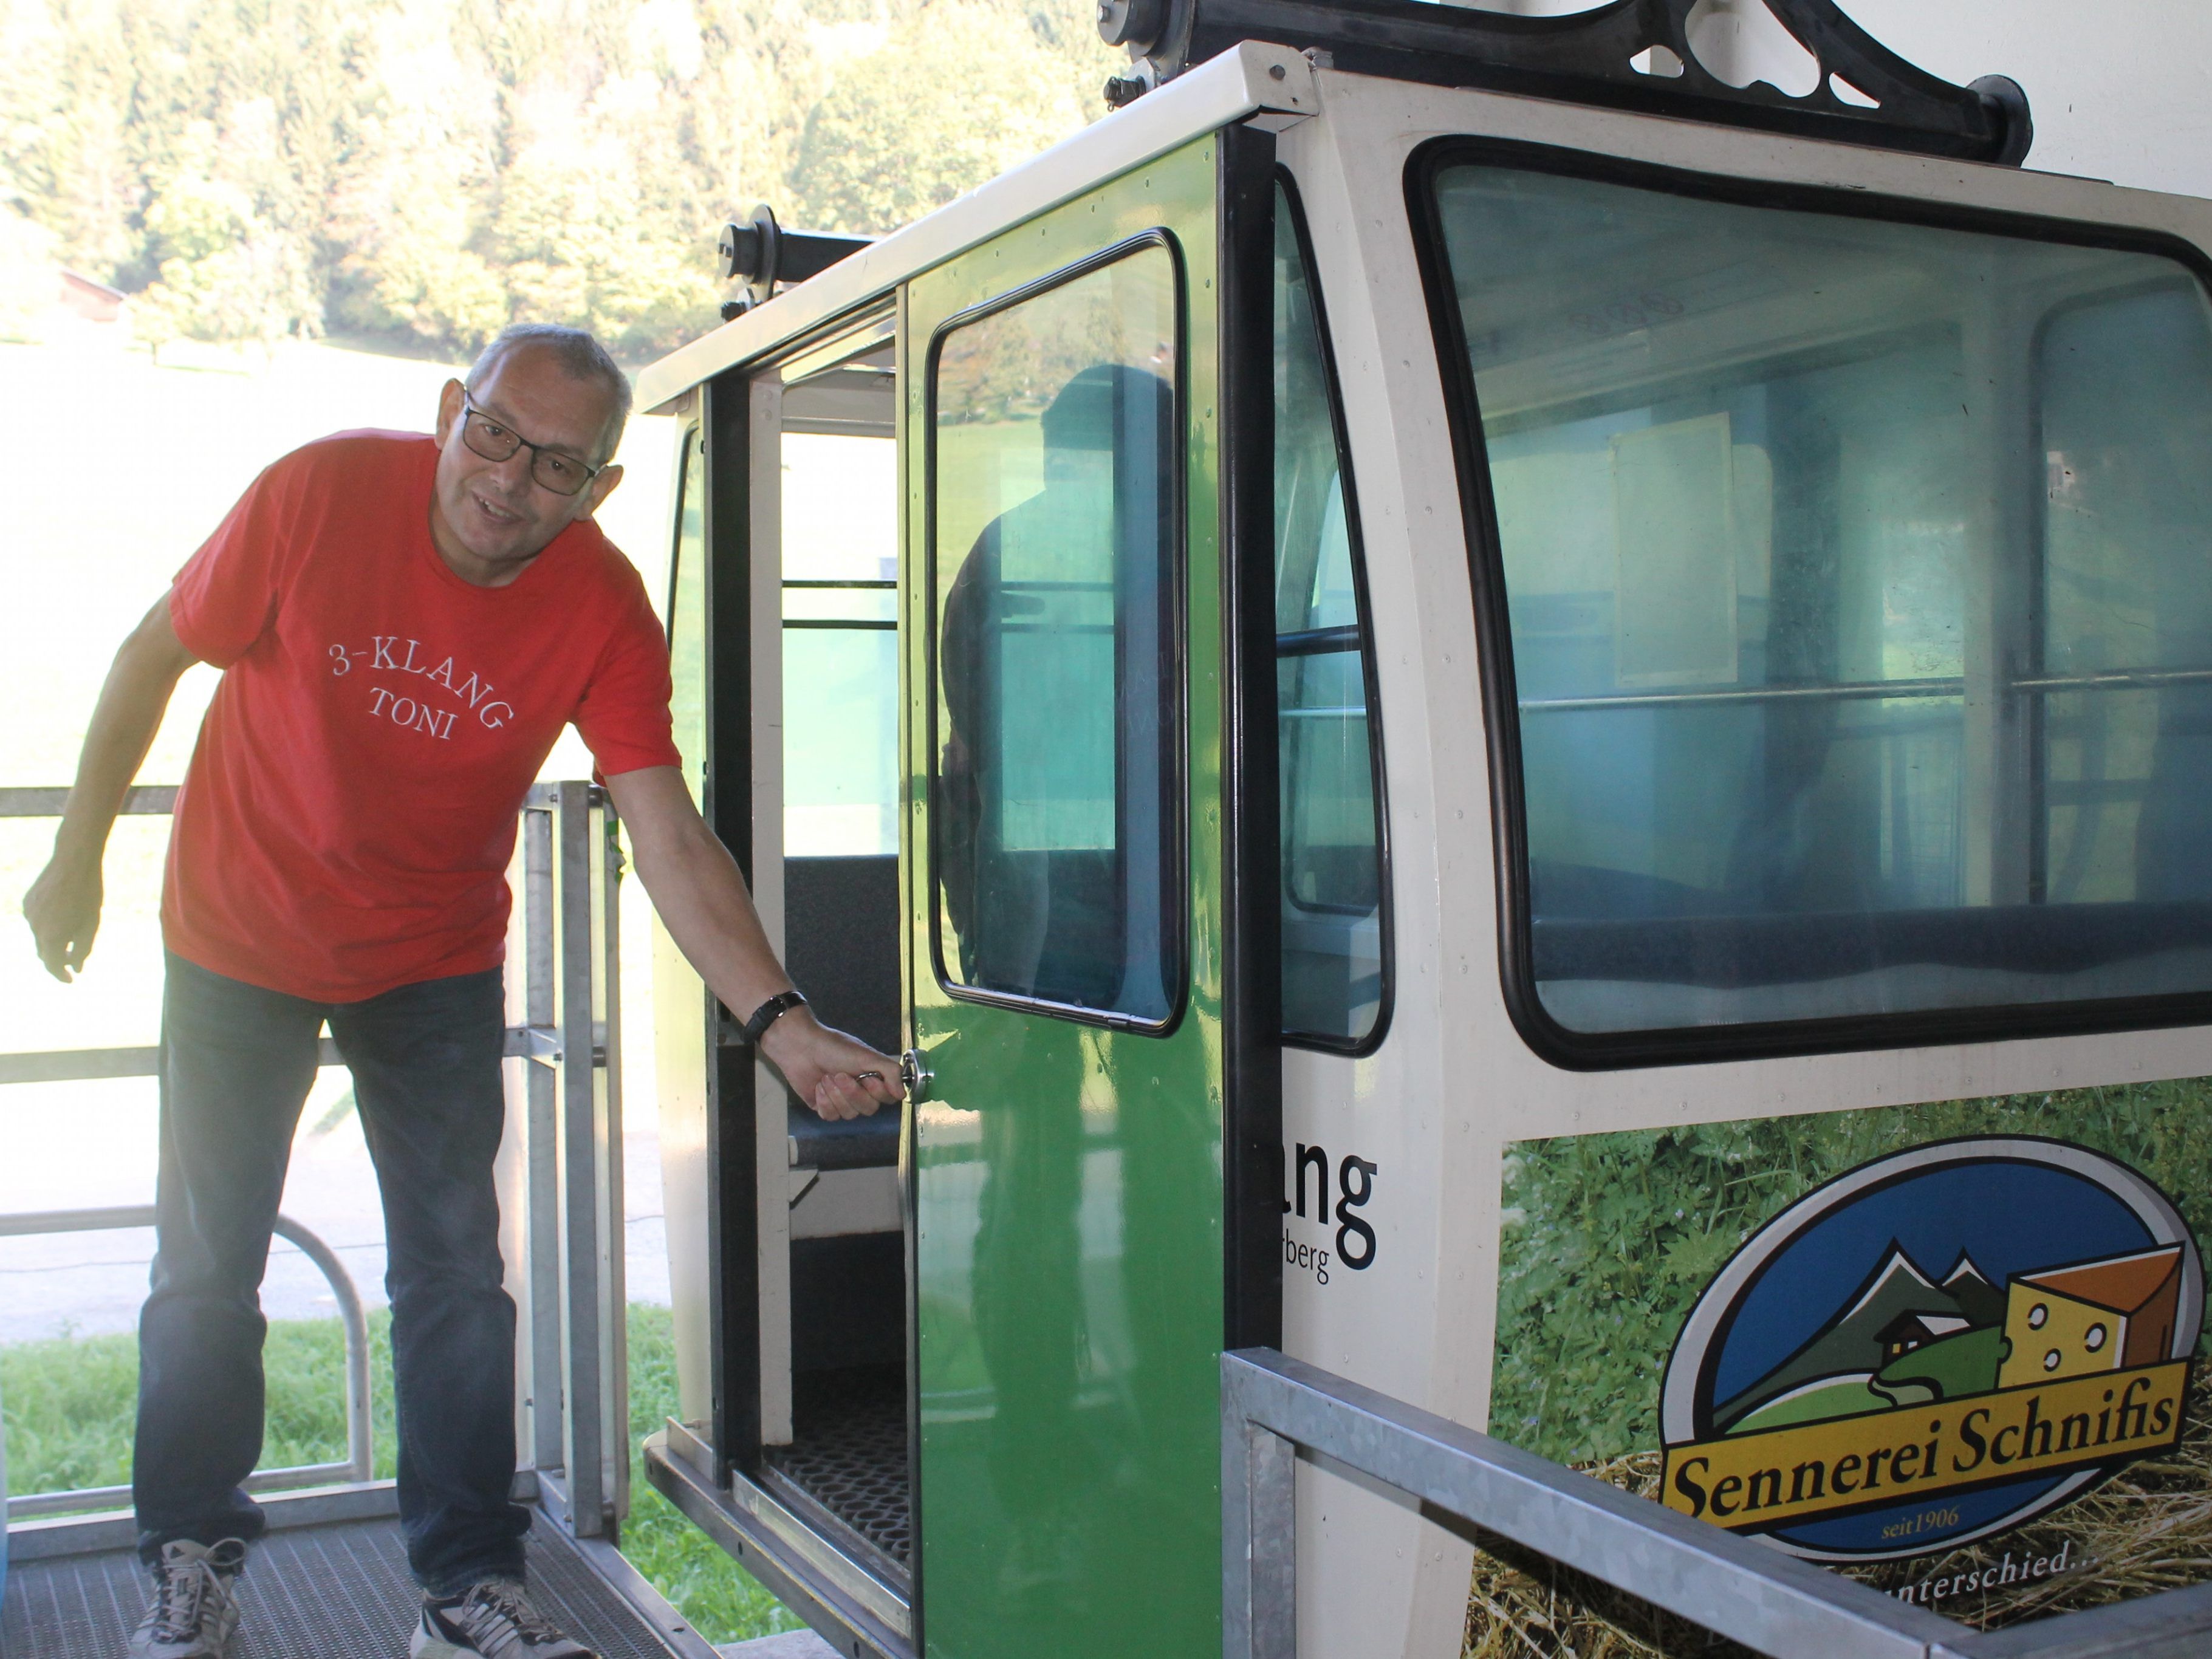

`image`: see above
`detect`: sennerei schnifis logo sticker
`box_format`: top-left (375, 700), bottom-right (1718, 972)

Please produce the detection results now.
top-left (1659, 1138), bottom-right (2202, 1562)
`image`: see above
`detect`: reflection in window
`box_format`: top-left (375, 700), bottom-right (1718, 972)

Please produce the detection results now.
top-left (667, 425), bottom-right (706, 806)
top-left (1274, 187), bottom-right (1385, 1046)
top-left (1429, 162), bottom-right (2212, 1037)
top-left (2041, 286), bottom-right (2212, 908)
top-left (930, 246), bottom-right (1182, 1022)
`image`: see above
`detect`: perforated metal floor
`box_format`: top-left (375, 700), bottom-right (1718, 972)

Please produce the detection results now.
top-left (3, 1515), bottom-right (684, 1659)
top-left (766, 1367), bottom-right (909, 1566)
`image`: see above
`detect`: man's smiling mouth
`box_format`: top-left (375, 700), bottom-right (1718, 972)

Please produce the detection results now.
top-left (472, 491), bottom-right (525, 527)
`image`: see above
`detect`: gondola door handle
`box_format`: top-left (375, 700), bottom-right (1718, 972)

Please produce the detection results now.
top-left (899, 1048), bottom-right (933, 1103)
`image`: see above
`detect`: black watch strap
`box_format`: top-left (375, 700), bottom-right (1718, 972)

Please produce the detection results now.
top-left (741, 990), bottom-right (807, 1045)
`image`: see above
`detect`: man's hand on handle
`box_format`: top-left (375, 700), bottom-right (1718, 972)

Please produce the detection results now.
top-left (603, 764), bottom-right (906, 1124)
top-left (760, 1008), bottom-right (905, 1121)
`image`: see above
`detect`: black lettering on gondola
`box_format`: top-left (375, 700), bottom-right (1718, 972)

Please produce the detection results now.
top-left (1337, 1156), bottom-right (1378, 1270)
top-left (1280, 1141), bottom-right (1383, 1276)
top-left (1294, 1143), bottom-right (1329, 1219)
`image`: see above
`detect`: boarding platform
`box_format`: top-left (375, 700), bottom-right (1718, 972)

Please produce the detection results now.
top-left (2, 1505), bottom-right (711, 1659)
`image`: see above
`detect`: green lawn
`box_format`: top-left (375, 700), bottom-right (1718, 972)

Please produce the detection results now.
top-left (0, 1304), bottom-right (799, 1645)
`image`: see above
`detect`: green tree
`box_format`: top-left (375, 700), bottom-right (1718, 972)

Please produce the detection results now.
top-left (0, 0), bottom-right (154, 281)
top-left (1, 0), bottom-right (379, 341)
top-left (326, 0), bottom-right (512, 350)
top-left (2, 0), bottom-right (1121, 358)
top-left (134, 114), bottom-right (323, 354)
top-left (789, 0), bottom-right (1110, 235)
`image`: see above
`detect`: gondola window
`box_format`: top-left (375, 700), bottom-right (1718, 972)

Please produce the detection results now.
top-left (928, 245), bottom-right (1183, 1024)
top-left (1428, 160), bottom-right (2212, 1039)
top-left (1274, 185), bottom-right (1386, 1046)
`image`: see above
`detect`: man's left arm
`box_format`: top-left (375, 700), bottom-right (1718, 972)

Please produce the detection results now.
top-left (604, 765), bottom-right (900, 1121)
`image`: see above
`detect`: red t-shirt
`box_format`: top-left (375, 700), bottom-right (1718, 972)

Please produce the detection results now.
top-left (163, 430), bottom-right (680, 1002)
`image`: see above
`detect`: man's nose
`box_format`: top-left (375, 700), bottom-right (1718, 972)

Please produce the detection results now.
top-left (487, 445), bottom-right (536, 491)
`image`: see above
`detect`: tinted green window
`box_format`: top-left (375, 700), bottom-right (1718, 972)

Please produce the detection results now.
top-left (1430, 162), bottom-right (2212, 1038)
top-left (1274, 187), bottom-right (1385, 1046)
top-left (668, 424), bottom-right (705, 805)
top-left (928, 245), bottom-right (1182, 1023)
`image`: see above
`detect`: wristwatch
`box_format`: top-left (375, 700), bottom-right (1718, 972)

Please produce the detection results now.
top-left (741, 990), bottom-right (808, 1046)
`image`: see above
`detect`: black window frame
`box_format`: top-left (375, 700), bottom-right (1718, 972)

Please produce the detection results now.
top-left (921, 228), bottom-right (1193, 1035)
top-left (665, 421), bottom-right (704, 635)
top-left (1406, 133), bottom-right (2212, 1071)
top-left (1273, 168), bottom-right (1394, 1058)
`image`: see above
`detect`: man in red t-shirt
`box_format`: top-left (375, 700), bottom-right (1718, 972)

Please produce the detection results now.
top-left (22, 324), bottom-right (899, 1659)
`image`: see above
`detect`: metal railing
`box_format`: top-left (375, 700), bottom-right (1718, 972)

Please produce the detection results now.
top-left (518, 779), bottom-right (630, 1542)
top-left (1223, 1347), bottom-right (2212, 1659)
top-left (0, 781), bottom-right (626, 1547)
top-left (0, 1206), bottom-right (372, 1519)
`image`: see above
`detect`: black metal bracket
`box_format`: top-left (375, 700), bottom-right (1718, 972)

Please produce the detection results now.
top-left (717, 205), bottom-right (874, 318)
top-left (1099, 0), bottom-right (2030, 167)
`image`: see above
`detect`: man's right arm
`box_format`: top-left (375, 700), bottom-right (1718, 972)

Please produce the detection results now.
top-left (23, 595), bottom-right (200, 982)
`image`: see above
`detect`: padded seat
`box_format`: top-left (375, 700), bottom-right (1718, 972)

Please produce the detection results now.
top-left (784, 854), bottom-right (902, 1171)
top-left (789, 1099), bottom-right (900, 1171)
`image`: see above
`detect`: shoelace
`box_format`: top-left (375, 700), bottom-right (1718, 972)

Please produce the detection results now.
top-left (457, 1580), bottom-right (564, 1644)
top-left (149, 1557), bottom-right (222, 1640)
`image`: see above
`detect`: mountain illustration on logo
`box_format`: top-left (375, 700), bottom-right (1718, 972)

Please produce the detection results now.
top-left (1717, 1247), bottom-right (2003, 1431)
top-left (1717, 1242), bottom-right (2182, 1435)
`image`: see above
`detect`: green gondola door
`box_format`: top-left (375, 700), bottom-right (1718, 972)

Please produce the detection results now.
top-left (902, 134), bottom-right (1229, 1659)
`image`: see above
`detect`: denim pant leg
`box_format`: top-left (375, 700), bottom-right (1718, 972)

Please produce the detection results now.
top-left (135, 953), bottom-right (326, 1562)
top-left (329, 968), bottom-right (529, 1593)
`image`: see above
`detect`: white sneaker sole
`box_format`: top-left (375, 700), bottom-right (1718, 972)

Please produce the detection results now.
top-left (409, 1620), bottom-right (479, 1659)
top-left (128, 1605), bottom-right (241, 1658)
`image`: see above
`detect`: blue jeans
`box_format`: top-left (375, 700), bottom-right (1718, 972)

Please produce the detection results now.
top-left (134, 953), bottom-right (530, 1593)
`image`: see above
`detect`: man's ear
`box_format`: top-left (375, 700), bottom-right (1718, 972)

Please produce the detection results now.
top-left (434, 378), bottom-right (467, 448)
top-left (581, 462), bottom-right (625, 518)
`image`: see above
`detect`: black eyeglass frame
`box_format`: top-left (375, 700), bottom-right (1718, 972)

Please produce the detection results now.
top-left (457, 392), bottom-right (608, 496)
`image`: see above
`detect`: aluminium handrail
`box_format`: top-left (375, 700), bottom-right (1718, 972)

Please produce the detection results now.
top-left (0, 1024), bottom-right (600, 1089)
top-left (0, 784), bottom-right (599, 1088)
top-left (0, 785), bottom-right (177, 817)
top-left (0, 1206), bottom-right (373, 1519)
top-left (1222, 1346), bottom-right (2212, 1659)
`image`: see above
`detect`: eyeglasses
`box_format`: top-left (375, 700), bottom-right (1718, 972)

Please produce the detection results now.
top-left (457, 395), bottom-right (604, 496)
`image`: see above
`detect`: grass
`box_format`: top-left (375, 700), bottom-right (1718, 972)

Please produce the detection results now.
top-left (0, 1303), bottom-right (800, 1646)
top-left (623, 1306), bottom-right (803, 1643)
top-left (1462, 1375), bottom-right (2212, 1656)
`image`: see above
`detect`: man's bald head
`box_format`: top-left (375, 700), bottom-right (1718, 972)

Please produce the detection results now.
top-left (467, 324), bottom-right (632, 465)
top-left (430, 327), bottom-right (632, 586)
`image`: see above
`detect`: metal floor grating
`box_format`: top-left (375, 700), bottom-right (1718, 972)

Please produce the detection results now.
top-left (3, 1514), bottom-right (684, 1659)
top-left (766, 1367), bottom-right (909, 1565)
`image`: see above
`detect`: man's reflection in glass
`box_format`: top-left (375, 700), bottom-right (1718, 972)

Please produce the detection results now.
top-left (935, 360), bottom-right (1174, 1622)
top-left (939, 361), bottom-right (1174, 1014)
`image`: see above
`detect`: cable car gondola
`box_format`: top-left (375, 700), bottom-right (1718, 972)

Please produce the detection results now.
top-left (632, 4), bottom-right (2212, 1653)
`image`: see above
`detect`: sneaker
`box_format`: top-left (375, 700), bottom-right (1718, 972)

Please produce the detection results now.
top-left (410, 1579), bottom-right (598, 1658)
top-left (128, 1538), bottom-right (246, 1658)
